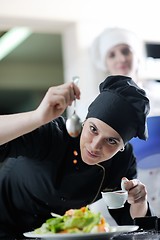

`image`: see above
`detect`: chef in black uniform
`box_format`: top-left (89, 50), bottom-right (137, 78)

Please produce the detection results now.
top-left (0, 75), bottom-right (152, 239)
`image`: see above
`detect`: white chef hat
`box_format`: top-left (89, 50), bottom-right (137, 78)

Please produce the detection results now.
top-left (90, 27), bottom-right (144, 72)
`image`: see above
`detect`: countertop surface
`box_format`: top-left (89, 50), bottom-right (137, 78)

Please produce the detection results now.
top-left (112, 230), bottom-right (160, 239)
top-left (19, 231), bottom-right (160, 240)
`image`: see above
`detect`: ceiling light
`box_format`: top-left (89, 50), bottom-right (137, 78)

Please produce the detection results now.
top-left (0, 27), bottom-right (32, 60)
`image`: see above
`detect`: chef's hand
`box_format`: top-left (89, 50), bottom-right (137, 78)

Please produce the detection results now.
top-left (0, 82), bottom-right (81, 145)
top-left (122, 177), bottom-right (148, 218)
top-left (36, 82), bottom-right (81, 125)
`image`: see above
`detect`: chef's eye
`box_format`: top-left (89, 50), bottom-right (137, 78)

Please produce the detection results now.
top-left (106, 138), bottom-right (117, 145)
top-left (90, 125), bottom-right (97, 134)
top-left (121, 47), bottom-right (132, 56)
top-left (108, 51), bottom-right (115, 58)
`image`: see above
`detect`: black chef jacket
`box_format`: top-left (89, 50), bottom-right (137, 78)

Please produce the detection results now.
top-left (0, 116), bottom-right (151, 239)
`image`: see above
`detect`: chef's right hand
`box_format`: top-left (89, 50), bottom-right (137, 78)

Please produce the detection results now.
top-left (36, 82), bottom-right (81, 125)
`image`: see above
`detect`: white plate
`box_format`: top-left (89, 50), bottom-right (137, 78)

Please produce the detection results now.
top-left (23, 225), bottom-right (139, 239)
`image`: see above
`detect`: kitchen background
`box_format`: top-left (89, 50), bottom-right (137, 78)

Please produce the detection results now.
top-left (0, 0), bottom-right (160, 119)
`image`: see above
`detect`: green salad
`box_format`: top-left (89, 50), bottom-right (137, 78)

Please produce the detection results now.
top-left (34, 206), bottom-right (110, 234)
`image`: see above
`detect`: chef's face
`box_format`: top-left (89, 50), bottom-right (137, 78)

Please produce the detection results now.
top-left (105, 44), bottom-right (138, 77)
top-left (80, 118), bottom-right (124, 165)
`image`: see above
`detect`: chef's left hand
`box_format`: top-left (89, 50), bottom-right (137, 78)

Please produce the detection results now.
top-left (122, 177), bottom-right (148, 218)
top-left (123, 177), bottom-right (147, 204)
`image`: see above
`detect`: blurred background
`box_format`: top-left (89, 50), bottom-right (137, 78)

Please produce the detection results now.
top-left (0, 0), bottom-right (160, 119)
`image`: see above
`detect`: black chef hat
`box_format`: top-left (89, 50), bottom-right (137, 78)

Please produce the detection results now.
top-left (86, 75), bottom-right (150, 144)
